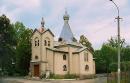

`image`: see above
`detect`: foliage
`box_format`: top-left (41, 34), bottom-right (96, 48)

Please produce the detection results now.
top-left (121, 46), bottom-right (130, 62)
top-left (94, 44), bottom-right (117, 73)
top-left (79, 35), bottom-right (94, 53)
top-left (64, 74), bottom-right (78, 79)
top-left (49, 73), bottom-right (78, 79)
top-left (94, 37), bottom-right (130, 73)
top-left (0, 14), bottom-right (16, 75)
top-left (107, 37), bottom-right (125, 48)
top-left (13, 22), bottom-right (32, 76)
top-left (110, 61), bottom-right (130, 72)
top-left (0, 15), bottom-right (32, 76)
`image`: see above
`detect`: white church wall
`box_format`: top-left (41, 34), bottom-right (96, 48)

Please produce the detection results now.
top-left (72, 53), bottom-right (80, 75)
top-left (54, 52), bottom-right (68, 75)
top-left (41, 31), bottom-right (54, 61)
top-left (79, 50), bottom-right (95, 75)
top-left (31, 31), bottom-right (41, 62)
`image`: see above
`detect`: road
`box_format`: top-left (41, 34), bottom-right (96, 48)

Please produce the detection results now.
top-left (1, 76), bottom-right (107, 83)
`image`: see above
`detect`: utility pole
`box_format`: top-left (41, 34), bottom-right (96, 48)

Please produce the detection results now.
top-left (109, 0), bottom-right (122, 83)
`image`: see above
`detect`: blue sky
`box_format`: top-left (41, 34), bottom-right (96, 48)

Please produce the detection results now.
top-left (0, 0), bottom-right (130, 49)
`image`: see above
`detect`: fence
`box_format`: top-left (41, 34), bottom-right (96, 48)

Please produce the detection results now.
top-left (108, 72), bottom-right (130, 83)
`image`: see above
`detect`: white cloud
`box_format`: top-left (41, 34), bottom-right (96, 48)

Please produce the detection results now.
top-left (5, 0), bottom-right (41, 10)
top-left (0, 0), bottom-right (42, 22)
top-left (0, 0), bottom-right (129, 49)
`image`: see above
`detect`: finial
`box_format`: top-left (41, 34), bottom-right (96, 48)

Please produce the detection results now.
top-left (63, 10), bottom-right (69, 21)
top-left (65, 8), bottom-right (67, 14)
top-left (41, 17), bottom-right (45, 27)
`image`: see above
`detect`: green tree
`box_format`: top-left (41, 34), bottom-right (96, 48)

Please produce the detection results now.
top-left (121, 46), bottom-right (130, 61)
top-left (94, 44), bottom-right (117, 73)
top-left (0, 14), bottom-right (16, 75)
top-left (79, 35), bottom-right (94, 53)
top-left (107, 37), bottom-right (125, 48)
top-left (13, 22), bottom-right (32, 76)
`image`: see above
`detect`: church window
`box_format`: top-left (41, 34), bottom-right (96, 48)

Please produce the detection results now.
top-left (34, 37), bottom-right (39, 46)
top-left (38, 40), bottom-right (39, 46)
top-left (35, 41), bottom-right (37, 46)
top-left (63, 65), bottom-right (67, 71)
top-left (58, 37), bottom-right (62, 42)
top-left (63, 54), bottom-right (66, 60)
top-left (44, 40), bottom-right (47, 46)
top-left (48, 41), bottom-right (50, 46)
top-left (45, 37), bottom-right (50, 47)
top-left (35, 55), bottom-right (38, 59)
top-left (85, 65), bottom-right (89, 71)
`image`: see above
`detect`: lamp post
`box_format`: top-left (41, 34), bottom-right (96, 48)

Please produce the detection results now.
top-left (11, 59), bottom-right (15, 76)
top-left (109, 0), bottom-right (122, 83)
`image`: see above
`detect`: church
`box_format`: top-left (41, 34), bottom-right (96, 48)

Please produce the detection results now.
top-left (30, 11), bottom-right (95, 77)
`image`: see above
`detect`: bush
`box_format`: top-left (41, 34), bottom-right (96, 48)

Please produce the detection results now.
top-left (49, 73), bottom-right (78, 79)
top-left (64, 74), bottom-right (78, 79)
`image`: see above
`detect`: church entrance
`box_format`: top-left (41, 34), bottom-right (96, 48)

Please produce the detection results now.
top-left (34, 64), bottom-right (40, 77)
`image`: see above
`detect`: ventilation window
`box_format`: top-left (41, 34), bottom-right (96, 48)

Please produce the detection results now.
top-left (35, 56), bottom-right (38, 59)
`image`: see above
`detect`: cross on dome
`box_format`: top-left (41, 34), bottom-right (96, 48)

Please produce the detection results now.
top-left (41, 17), bottom-right (45, 27)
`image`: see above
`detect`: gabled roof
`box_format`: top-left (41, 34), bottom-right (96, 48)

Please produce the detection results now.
top-left (32, 28), bottom-right (54, 37)
top-left (32, 17), bottom-right (54, 37)
top-left (46, 47), bottom-right (68, 53)
top-left (73, 47), bottom-right (87, 54)
top-left (43, 29), bottom-right (54, 37)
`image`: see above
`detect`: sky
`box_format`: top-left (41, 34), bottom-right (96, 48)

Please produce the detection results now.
top-left (0, 0), bottom-right (130, 49)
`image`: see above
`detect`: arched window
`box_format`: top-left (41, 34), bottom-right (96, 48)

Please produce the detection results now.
top-left (63, 54), bottom-right (66, 60)
top-left (44, 40), bottom-right (47, 46)
top-left (85, 65), bottom-right (89, 71)
top-left (38, 40), bottom-right (39, 46)
top-left (35, 55), bottom-right (38, 59)
top-left (63, 65), bottom-right (67, 71)
top-left (34, 37), bottom-right (39, 46)
top-left (48, 41), bottom-right (50, 46)
top-left (45, 37), bottom-right (50, 46)
top-left (35, 41), bottom-right (37, 46)
top-left (58, 37), bottom-right (62, 42)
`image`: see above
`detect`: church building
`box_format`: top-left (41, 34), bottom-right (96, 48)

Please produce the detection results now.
top-left (30, 11), bottom-right (95, 77)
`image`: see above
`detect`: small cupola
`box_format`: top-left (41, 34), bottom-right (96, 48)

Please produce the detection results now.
top-left (38, 17), bottom-right (45, 33)
top-left (59, 11), bottom-right (77, 43)
top-left (63, 11), bottom-right (69, 21)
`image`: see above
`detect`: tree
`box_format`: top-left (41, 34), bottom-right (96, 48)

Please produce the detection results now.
top-left (0, 14), bottom-right (16, 75)
top-left (94, 36), bottom-right (130, 74)
top-left (107, 37), bottom-right (125, 48)
top-left (94, 44), bottom-right (117, 73)
top-left (79, 35), bottom-right (94, 53)
top-left (13, 22), bottom-right (32, 76)
top-left (121, 46), bottom-right (130, 62)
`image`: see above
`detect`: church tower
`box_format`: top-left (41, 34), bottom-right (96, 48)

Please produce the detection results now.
top-left (59, 11), bottom-right (76, 43)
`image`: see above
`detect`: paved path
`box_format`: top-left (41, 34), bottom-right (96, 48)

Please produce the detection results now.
top-left (1, 77), bottom-right (107, 83)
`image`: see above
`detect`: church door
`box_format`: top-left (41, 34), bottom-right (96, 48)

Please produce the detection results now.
top-left (34, 64), bottom-right (40, 77)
